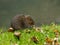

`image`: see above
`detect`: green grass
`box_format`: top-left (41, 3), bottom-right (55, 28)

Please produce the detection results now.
top-left (0, 24), bottom-right (60, 45)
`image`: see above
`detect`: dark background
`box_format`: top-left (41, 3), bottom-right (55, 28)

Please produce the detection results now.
top-left (0, 0), bottom-right (60, 28)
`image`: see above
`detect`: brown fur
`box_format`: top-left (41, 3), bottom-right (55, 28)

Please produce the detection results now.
top-left (10, 14), bottom-right (34, 30)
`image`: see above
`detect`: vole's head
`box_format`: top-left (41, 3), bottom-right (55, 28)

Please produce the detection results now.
top-left (25, 15), bottom-right (35, 28)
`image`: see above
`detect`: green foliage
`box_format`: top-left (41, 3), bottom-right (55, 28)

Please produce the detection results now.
top-left (0, 24), bottom-right (60, 45)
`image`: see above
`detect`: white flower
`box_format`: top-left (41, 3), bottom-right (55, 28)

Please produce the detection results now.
top-left (14, 43), bottom-right (18, 45)
top-left (54, 37), bottom-right (59, 41)
top-left (44, 42), bottom-right (46, 45)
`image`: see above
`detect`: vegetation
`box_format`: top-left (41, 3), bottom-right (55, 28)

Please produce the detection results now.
top-left (0, 23), bottom-right (60, 45)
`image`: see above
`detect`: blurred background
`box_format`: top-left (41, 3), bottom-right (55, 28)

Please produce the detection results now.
top-left (0, 0), bottom-right (60, 28)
